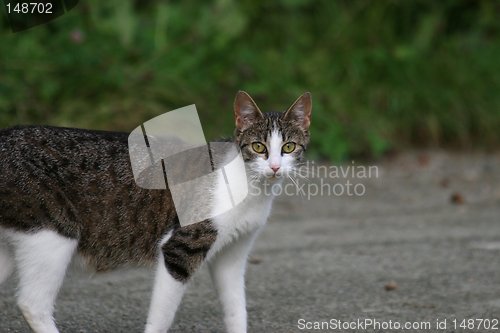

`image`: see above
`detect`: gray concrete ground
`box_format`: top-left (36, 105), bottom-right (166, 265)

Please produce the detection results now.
top-left (1, 151), bottom-right (500, 332)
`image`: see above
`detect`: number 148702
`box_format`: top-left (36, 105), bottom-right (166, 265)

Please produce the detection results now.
top-left (6, 2), bottom-right (53, 14)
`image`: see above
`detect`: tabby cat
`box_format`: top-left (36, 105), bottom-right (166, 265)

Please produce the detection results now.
top-left (0, 91), bottom-right (312, 333)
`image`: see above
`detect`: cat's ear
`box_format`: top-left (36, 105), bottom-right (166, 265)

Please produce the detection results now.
top-left (284, 92), bottom-right (312, 131)
top-left (234, 91), bottom-right (264, 131)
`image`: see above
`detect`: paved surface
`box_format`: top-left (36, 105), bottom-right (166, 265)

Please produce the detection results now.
top-left (1, 151), bottom-right (500, 332)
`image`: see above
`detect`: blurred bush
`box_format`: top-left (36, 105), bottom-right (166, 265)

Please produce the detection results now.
top-left (0, 0), bottom-right (499, 160)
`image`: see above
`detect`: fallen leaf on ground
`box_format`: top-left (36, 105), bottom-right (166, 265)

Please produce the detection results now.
top-left (451, 192), bottom-right (465, 205)
top-left (384, 281), bottom-right (398, 291)
top-left (248, 256), bottom-right (263, 265)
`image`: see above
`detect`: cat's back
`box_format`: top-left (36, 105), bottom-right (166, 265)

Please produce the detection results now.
top-left (0, 125), bottom-right (130, 162)
top-left (0, 126), bottom-right (135, 231)
top-left (0, 126), bottom-right (178, 268)
top-left (0, 125), bottom-right (132, 206)
top-left (0, 125), bottom-right (130, 173)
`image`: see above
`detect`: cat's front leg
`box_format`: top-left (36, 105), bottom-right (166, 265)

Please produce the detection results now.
top-left (144, 252), bottom-right (187, 333)
top-left (145, 222), bottom-right (217, 333)
top-left (209, 230), bottom-right (260, 333)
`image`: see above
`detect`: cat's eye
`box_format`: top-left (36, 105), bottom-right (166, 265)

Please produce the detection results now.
top-left (282, 142), bottom-right (296, 154)
top-left (252, 142), bottom-right (267, 154)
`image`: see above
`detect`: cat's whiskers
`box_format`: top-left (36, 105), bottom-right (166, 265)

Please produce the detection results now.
top-left (287, 174), bottom-right (301, 190)
top-left (291, 167), bottom-right (311, 182)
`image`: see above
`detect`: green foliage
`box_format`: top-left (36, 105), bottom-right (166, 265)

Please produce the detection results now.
top-left (1, 0), bottom-right (499, 160)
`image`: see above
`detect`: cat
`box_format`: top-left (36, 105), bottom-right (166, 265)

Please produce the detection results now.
top-left (0, 91), bottom-right (312, 333)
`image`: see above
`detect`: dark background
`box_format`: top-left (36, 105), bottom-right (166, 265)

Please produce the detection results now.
top-left (1, 0), bottom-right (499, 160)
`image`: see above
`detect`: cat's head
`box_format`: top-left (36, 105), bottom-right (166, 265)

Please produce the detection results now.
top-left (233, 91), bottom-right (312, 180)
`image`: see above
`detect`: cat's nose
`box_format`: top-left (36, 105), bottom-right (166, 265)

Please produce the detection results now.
top-left (271, 166), bottom-right (280, 173)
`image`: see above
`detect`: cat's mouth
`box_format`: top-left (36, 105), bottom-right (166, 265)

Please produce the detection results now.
top-left (265, 171), bottom-right (284, 180)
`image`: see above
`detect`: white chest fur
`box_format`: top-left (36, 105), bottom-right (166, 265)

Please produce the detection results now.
top-left (209, 170), bottom-right (276, 256)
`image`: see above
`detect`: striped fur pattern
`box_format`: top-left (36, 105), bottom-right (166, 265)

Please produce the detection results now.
top-left (0, 91), bottom-right (312, 333)
top-left (162, 220), bottom-right (217, 282)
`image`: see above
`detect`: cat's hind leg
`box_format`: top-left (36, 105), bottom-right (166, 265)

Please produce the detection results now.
top-left (0, 236), bottom-right (14, 285)
top-left (10, 230), bottom-right (77, 333)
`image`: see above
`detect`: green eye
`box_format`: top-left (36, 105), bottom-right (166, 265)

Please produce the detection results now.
top-left (282, 142), bottom-right (296, 154)
top-left (252, 142), bottom-right (267, 153)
